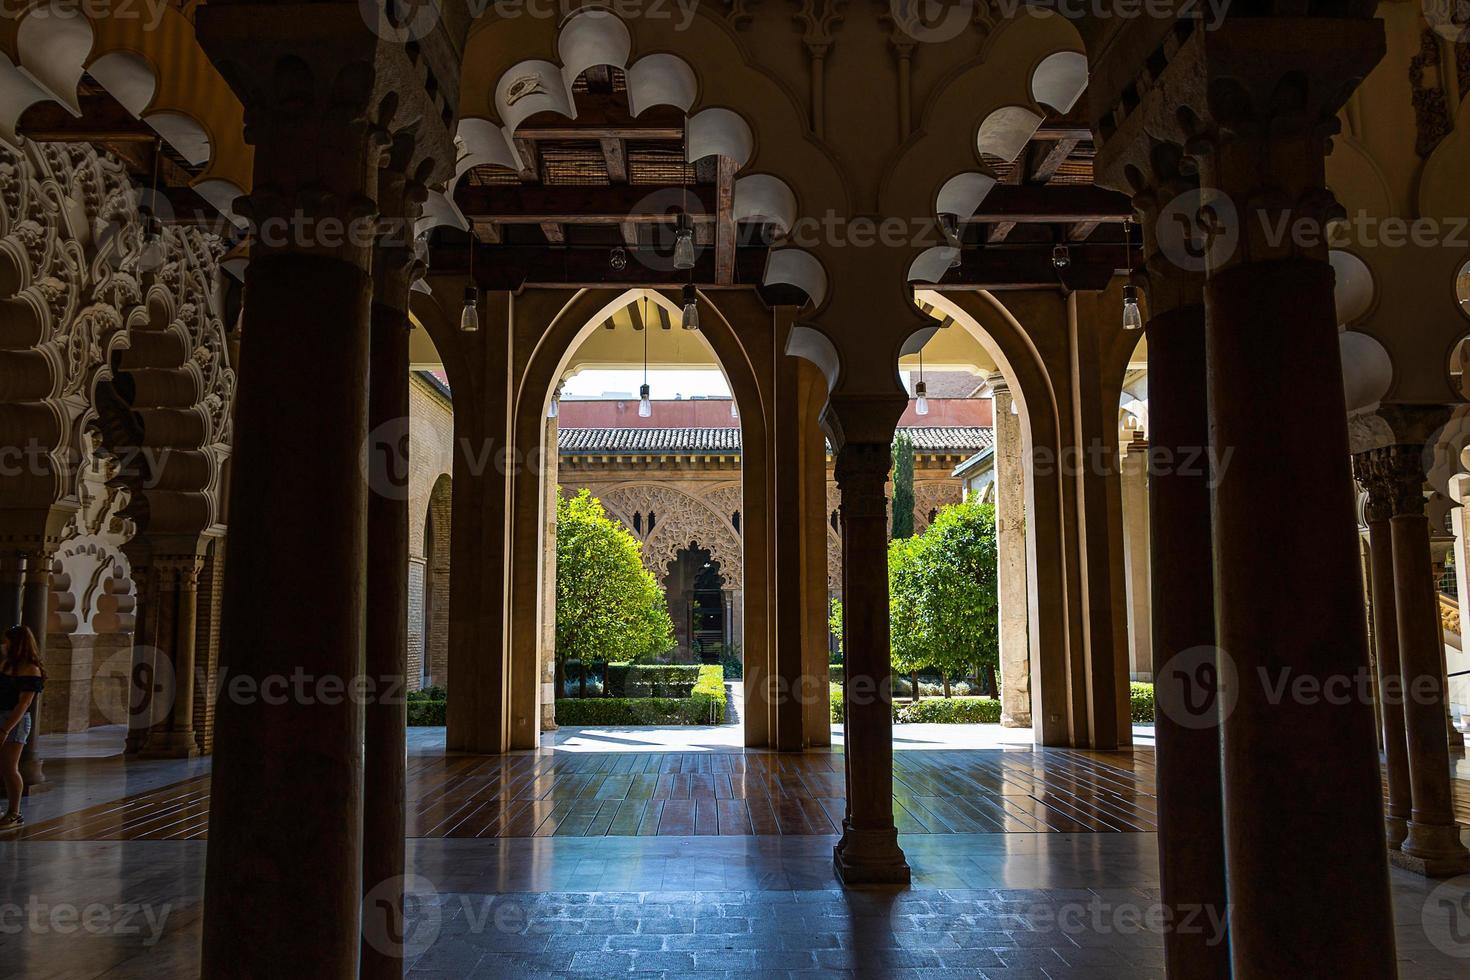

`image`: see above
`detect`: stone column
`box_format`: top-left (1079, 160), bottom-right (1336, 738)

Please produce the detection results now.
top-left (1376, 443), bottom-right (1470, 876)
top-left (989, 376), bottom-right (1030, 727)
top-left (140, 555), bottom-right (203, 758)
top-left (361, 156), bottom-right (422, 980)
top-left (1118, 431), bottom-right (1151, 681)
top-left (196, 8), bottom-right (461, 974)
top-left (832, 443), bottom-right (909, 885)
top-left (770, 327), bottom-right (806, 751)
top-left (18, 550), bottom-right (50, 790)
top-left (0, 552), bottom-right (21, 626)
top-left (122, 561), bottom-right (157, 755)
top-left (1355, 456), bottom-right (1412, 850)
top-left (1187, 22), bottom-right (1395, 972)
top-left (1136, 256), bottom-right (1228, 978)
top-left (539, 406), bottom-right (559, 732)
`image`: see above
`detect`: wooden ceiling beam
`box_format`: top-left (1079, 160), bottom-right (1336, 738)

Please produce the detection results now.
top-left (1029, 137), bottom-right (1079, 184)
top-left (513, 138), bottom-right (539, 182)
top-left (961, 185), bottom-right (1131, 224)
top-left (455, 183), bottom-right (718, 223)
top-left (714, 157), bottom-right (737, 286)
top-left (600, 137), bottom-right (628, 183)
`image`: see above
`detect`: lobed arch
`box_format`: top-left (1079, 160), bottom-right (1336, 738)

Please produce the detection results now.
top-left (0, 1), bottom-right (252, 225)
top-left (441, 8), bottom-right (838, 306)
top-left (911, 287), bottom-right (1090, 745)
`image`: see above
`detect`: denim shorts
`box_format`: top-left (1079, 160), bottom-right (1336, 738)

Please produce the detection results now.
top-left (4, 714), bottom-right (30, 746)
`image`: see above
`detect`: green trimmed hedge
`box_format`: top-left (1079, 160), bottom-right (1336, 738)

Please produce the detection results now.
top-left (555, 665), bottom-right (726, 725)
top-left (605, 663), bottom-right (700, 698)
top-left (828, 686), bottom-right (1003, 725)
top-left (407, 700), bottom-right (446, 726)
top-left (894, 696), bottom-right (1001, 724)
top-left (408, 685), bottom-right (445, 702)
top-left (1130, 682), bottom-right (1155, 723)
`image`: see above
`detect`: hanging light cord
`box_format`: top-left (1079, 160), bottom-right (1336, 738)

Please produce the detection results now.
top-left (643, 295), bottom-right (649, 385)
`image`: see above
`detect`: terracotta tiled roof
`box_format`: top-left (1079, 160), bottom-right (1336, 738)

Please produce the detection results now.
top-left (557, 426), bottom-right (993, 454)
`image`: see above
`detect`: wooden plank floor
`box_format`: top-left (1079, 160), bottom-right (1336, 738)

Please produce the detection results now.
top-left (11, 747), bottom-right (1166, 842)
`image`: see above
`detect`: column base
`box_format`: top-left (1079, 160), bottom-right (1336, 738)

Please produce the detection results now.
top-left (139, 731), bottom-right (200, 759)
top-left (1000, 713), bottom-right (1032, 729)
top-left (833, 827), bottom-right (911, 886)
top-left (1389, 841), bottom-right (1470, 878)
top-left (19, 759), bottom-right (48, 795)
top-left (1399, 821), bottom-right (1470, 877)
top-left (1385, 815), bottom-right (1408, 850)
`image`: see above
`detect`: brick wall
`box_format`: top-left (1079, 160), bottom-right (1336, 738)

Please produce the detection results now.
top-left (407, 557), bottom-right (426, 691)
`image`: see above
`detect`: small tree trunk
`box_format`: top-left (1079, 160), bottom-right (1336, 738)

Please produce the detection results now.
top-left (910, 671), bottom-right (921, 703)
top-left (554, 659), bottom-right (565, 700)
top-left (984, 663), bottom-right (998, 698)
top-left (942, 673), bottom-right (952, 698)
top-left (579, 663), bottom-right (587, 699)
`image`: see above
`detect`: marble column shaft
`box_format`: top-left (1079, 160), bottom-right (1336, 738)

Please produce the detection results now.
top-left (832, 443), bottom-right (909, 885)
top-left (990, 378), bottom-right (1031, 727)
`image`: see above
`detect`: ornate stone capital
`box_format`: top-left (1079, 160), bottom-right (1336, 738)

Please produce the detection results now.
top-left (1094, 17), bottom-right (1385, 274)
top-left (1363, 445), bottom-right (1431, 519)
top-left (1352, 451), bottom-right (1393, 524)
top-left (834, 443), bottom-right (891, 521)
top-left (196, 3), bottom-right (463, 272)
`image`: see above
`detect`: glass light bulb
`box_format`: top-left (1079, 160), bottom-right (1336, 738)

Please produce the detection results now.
top-left (673, 226), bottom-right (696, 271)
top-left (914, 380), bottom-right (929, 417)
top-left (638, 383), bottom-right (652, 418)
top-left (1009, 397), bottom-right (1020, 416)
top-left (460, 286), bottom-right (479, 333)
top-left (139, 237), bottom-right (166, 271)
top-left (1122, 284), bottom-right (1144, 331)
top-left (681, 285), bottom-right (699, 330)
top-left (547, 397), bottom-right (559, 419)
top-left (730, 400), bottom-right (739, 419)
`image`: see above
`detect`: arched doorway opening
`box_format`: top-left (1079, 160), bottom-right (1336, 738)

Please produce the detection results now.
top-left (418, 474), bottom-right (452, 690)
top-left (527, 288), bottom-right (757, 743)
top-left (664, 543), bottom-right (729, 662)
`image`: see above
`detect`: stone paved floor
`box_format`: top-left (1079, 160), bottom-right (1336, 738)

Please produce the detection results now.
top-left (1, 834), bottom-right (1468, 978)
top-left (7, 727), bottom-right (1470, 977)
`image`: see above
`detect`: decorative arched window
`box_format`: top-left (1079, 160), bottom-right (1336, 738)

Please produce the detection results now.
top-left (830, 509), bottom-right (839, 531)
top-left (928, 508), bottom-right (938, 524)
top-left (647, 511), bottom-right (657, 532)
top-left (731, 510), bottom-right (741, 531)
top-left (633, 512), bottom-right (642, 534)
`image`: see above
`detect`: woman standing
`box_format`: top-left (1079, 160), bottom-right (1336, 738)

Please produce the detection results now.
top-left (0, 625), bottom-right (45, 828)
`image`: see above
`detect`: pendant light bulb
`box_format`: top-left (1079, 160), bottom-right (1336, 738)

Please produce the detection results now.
top-left (460, 286), bottom-right (479, 332)
top-left (638, 382), bottom-right (652, 418)
top-left (547, 396), bottom-right (559, 419)
top-left (1009, 397), bottom-right (1020, 416)
top-left (730, 399), bottom-right (739, 419)
top-left (673, 212), bottom-right (696, 271)
top-left (139, 212), bottom-right (165, 271)
top-left (681, 284), bottom-right (699, 331)
top-left (914, 380), bottom-right (929, 416)
top-left (1122, 283), bottom-right (1144, 331)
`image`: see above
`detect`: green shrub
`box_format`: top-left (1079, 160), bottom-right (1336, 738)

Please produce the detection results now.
top-left (829, 664), bottom-right (844, 685)
top-left (408, 685), bottom-right (446, 702)
top-left (407, 700), bottom-right (446, 726)
top-left (717, 643), bottom-right (743, 680)
top-left (1130, 682), bottom-right (1155, 723)
top-left (830, 682), bottom-right (844, 724)
top-left (605, 663), bottom-right (700, 697)
top-left (556, 665), bottom-right (726, 725)
top-left (893, 696), bottom-right (1001, 724)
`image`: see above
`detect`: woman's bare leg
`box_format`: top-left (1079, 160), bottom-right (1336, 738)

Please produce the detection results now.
top-left (2, 741), bottom-right (23, 816)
